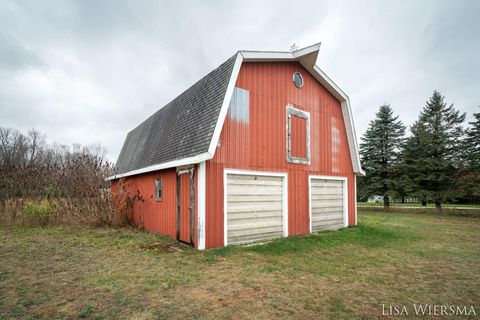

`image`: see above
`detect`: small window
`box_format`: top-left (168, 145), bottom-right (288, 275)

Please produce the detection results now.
top-left (286, 105), bottom-right (310, 164)
top-left (155, 179), bottom-right (163, 201)
top-left (293, 72), bottom-right (304, 88)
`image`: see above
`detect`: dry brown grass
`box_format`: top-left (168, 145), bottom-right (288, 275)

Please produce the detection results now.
top-left (0, 211), bottom-right (479, 319)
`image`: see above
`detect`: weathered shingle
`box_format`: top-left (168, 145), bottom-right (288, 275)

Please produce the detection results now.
top-left (114, 54), bottom-right (236, 176)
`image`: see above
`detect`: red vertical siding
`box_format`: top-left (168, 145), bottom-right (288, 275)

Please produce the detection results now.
top-left (111, 166), bottom-right (200, 246)
top-left (205, 62), bottom-right (356, 248)
top-left (112, 168), bottom-right (178, 239)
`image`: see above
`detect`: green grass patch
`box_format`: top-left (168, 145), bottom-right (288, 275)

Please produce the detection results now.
top-left (1, 211), bottom-right (479, 319)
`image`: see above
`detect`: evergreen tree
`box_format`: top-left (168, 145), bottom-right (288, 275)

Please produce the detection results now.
top-left (464, 112), bottom-right (480, 170)
top-left (395, 149), bottom-right (417, 203)
top-left (360, 105), bottom-right (406, 208)
top-left (403, 91), bottom-right (466, 213)
top-left (458, 111), bottom-right (480, 202)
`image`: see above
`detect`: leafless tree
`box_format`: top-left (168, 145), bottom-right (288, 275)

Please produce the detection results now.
top-left (0, 126), bottom-right (135, 227)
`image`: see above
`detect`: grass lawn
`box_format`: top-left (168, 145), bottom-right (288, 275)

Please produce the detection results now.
top-left (1, 211), bottom-right (479, 319)
top-left (358, 202), bottom-right (480, 208)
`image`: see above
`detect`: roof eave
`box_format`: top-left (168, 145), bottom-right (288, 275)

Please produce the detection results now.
top-left (106, 151), bottom-right (212, 181)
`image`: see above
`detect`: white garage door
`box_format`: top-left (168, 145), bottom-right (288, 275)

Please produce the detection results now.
top-left (310, 177), bottom-right (346, 232)
top-left (225, 172), bottom-right (286, 245)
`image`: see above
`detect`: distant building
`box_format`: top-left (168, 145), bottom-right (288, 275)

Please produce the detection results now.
top-left (368, 195), bottom-right (384, 203)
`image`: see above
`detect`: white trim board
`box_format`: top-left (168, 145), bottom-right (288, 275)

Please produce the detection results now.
top-left (354, 175), bottom-right (358, 226)
top-left (223, 168), bottom-right (288, 246)
top-left (108, 43), bottom-right (364, 180)
top-left (308, 175), bottom-right (349, 233)
top-left (197, 162), bottom-right (206, 250)
top-left (107, 152), bottom-right (211, 180)
top-left (207, 53), bottom-right (244, 155)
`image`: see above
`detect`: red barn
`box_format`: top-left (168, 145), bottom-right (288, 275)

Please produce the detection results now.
top-left (108, 43), bottom-right (364, 249)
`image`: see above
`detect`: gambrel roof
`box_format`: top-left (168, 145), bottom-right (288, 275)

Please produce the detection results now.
top-left (108, 43), bottom-right (364, 180)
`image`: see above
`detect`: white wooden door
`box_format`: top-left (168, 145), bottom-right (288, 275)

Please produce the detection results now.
top-left (310, 178), bottom-right (345, 232)
top-left (226, 173), bottom-right (285, 245)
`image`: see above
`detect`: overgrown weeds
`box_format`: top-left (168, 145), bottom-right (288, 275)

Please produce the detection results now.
top-left (0, 158), bottom-right (137, 227)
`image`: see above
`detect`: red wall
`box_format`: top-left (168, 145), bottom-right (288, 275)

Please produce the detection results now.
top-left (111, 167), bottom-right (200, 248)
top-left (111, 168), bottom-right (177, 239)
top-left (205, 62), bottom-right (355, 248)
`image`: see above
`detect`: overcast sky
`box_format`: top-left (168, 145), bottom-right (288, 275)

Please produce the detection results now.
top-left (1, 0), bottom-right (479, 162)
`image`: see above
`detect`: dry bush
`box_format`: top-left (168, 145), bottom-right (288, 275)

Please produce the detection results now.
top-left (0, 126), bottom-right (142, 227)
top-left (0, 156), bottom-right (138, 227)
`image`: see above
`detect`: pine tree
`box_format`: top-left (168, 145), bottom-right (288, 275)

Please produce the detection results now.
top-left (458, 111), bottom-right (480, 202)
top-left (403, 91), bottom-right (466, 213)
top-left (464, 112), bottom-right (480, 170)
top-left (360, 105), bottom-right (406, 208)
top-left (395, 147), bottom-right (417, 203)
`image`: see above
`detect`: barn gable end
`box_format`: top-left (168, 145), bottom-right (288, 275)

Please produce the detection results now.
top-left (110, 43), bottom-right (364, 249)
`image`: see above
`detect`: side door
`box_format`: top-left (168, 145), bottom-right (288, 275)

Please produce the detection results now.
top-left (177, 168), bottom-right (194, 244)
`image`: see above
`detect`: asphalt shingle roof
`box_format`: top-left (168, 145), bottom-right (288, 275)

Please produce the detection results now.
top-left (114, 55), bottom-right (236, 176)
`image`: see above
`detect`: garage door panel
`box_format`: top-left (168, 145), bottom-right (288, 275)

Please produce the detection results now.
top-left (310, 178), bottom-right (345, 232)
top-left (311, 181), bottom-right (342, 187)
top-left (227, 201), bottom-right (283, 211)
top-left (312, 200), bottom-right (343, 211)
top-left (228, 175), bottom-right (283, 186)
top-left (312, 214), bottom-right (344, 222)
top-left (312, 218), bottom-right (343, 226)
top-left (228, 212), bottom-right (283, 223)
top-left (228, 225), bottom-right (283, 243)
top-left (312, 207), bottom-right (343, 214)
top-left (226, 173), bottom-right (285, 245)
top-left (227, 194), bottom-right (283, 202)
top-left (228, 222), bottom-right (283, 233)
top-left (311, 179), bottom-right (342, 186)
top-left (311, 187), bottom-right (343, 195)
top-left (311, 194), bottom-right (343, 201)
top-left (312, 219), bottom-right (344, 230)
top-left (227, 231), bottom-right (282, 244)
top-left (228, 209), bottom-right (283, 220)
top-left (227, 187), bottom-right (282, 196)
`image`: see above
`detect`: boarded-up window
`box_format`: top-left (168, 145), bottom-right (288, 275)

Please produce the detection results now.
top-left (286, 105), bottom-right (310, 164)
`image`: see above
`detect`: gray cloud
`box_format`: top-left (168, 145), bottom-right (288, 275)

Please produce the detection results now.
top-left (0, 32), bottom-right (44, 72)
top-left (0, 0), bottom-right (479, 162)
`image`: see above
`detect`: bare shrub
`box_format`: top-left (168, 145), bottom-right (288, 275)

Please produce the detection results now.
top-left (0, 127), bottom-right (138, 227)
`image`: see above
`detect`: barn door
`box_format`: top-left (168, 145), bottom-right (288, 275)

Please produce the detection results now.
top-left (309, 177), bottom-right (347, 232)
top-left (225, 171), bottom-right (287, 245)
top-left (177, 168), bottom-right (194, 245)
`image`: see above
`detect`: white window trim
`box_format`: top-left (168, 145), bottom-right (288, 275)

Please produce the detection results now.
top-left (293, 71), bottom-right (304, 88)
top-left (308, 175), bottom-right (348, 233)
top-left (223, 168), bottom-right (288, 246)
top-left (286, 105), bottom-right (311, 165)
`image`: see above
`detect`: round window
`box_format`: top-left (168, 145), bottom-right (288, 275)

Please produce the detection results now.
top-left (293, 71), bottom-right (303, 88)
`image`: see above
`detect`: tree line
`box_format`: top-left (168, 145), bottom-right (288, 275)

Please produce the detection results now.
top-left (0, 127), bottom-right (133, 226)
top-left (359, 90), bottom-right (480, 212)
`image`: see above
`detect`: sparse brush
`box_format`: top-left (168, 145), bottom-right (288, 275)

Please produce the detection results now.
top-left (0, 142), bottom-right (139, 227)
